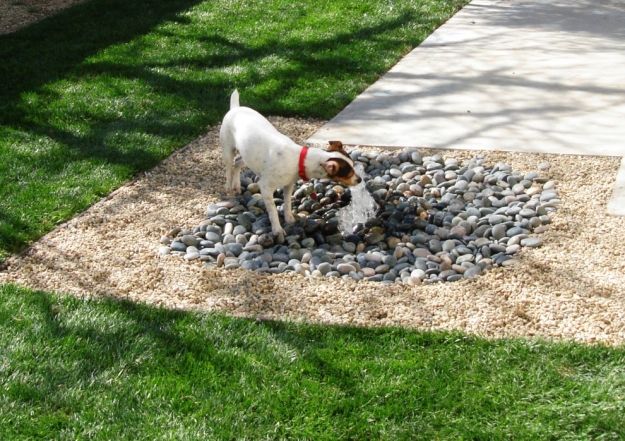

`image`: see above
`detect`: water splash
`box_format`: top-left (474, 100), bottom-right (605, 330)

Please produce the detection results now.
top-left (338, 163), bottom-right (377, 234)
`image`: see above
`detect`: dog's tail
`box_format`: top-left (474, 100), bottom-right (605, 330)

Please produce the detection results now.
top-left (230, 90), bottom-right (240, 110)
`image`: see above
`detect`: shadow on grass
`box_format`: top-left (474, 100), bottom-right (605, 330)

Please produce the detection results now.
top-left (0, 0), bottom-right (202, 104)
top-left (2, 284), bottom-right (624, 438)
top-left (0, 0), bottom-right (435, 255)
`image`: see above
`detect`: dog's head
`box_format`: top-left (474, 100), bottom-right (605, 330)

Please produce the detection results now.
top-left (323, 140), bottom-right (361, 186)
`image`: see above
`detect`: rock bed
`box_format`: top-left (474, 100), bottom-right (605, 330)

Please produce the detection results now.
top-left (160, 149), bottom-right (559, 284)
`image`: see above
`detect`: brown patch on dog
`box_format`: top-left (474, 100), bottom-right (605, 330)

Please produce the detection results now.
top-left (327, 140), bottom-right (349, 157)
top-left (323, 158), bottom-right (361, 186)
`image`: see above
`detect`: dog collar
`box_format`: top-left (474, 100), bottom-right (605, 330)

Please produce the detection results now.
top-left (298, 146), bottom-right (309, 181)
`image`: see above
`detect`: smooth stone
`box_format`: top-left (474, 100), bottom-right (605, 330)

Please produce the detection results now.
top-left (413, 248), bottom-right (431, 258)
top-left (337, 263), bottom-right (357, 274)
top-left (449, 225), bottom-right (466, 239)
top-left (258, 233), bottom-right (274, 248)
top-left (181, 235), bottom-right (200, 247)
top-left (410, 269), bottom-right (426, 280)
top-left (361, 267), bottom-right (376, 277)
top-left (506, 244), bottom-right (521, 254)
top-left (506, 227), bottom-right (529, 237)
top-left (170, 241), bottom-right (187, 253)
top-left (463, 266), bottom-right (482, 279)
top-left (386, 236), bottom-right (401, 249)
top-left (224, 258), bottom-right (240, 269)
top-left (204, 231), bottom-right (221, 243)
top-left (540, 190), bottom-right (558, 202)
top-left (272, 253), bottom-right (289, 263)
top-left (374, 264), bottom-right (390, 274)
top-left (519, 208), bottom-right (536, 218)
top-left (224, 243), bottom-right (243, 257)
top-left (159, 235), bottom-right (172, 245)
top-left (232, 225), bottom-right (248, 236)
top-left (428, 239), bottom-right (442, 253)
top-left (488, 214), bottom-right (508, 225)
top-left (491, 224), bottom-right (507, 240)
top-left (365, 233), bottom-right (385, 245)
top-left (222, 234), bottom-right (236, 244)
top-left (342, 242), bottom-right (357, 253)
top-left (317, 262), bottom-right (332, 275)
top-left (501, 258), bottom-right (520, 267)
top-left (365, 252), bottom-right (384, 263)
top-left (442, 240), bottom-right (456, 253)
top-left (521, 237), bottom-right (543, 248)
top-left (455, 254), bottom-right (475, 264)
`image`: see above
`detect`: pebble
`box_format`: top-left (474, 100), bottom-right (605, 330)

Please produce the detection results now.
top-left (170, 241), bottom-right (187, 253)
top-left (337, 263), bottom-right (356, 274)
top-left (491, 224), bottom-right (507, 240)
top-left (317, 262), bottom-right (332, 275)
top-left (521, 237), bottom-right (543, 248)
top-left (167, 149), bottom-right (558, 284)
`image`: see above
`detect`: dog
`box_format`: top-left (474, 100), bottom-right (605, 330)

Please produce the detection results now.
top-left (220, 90), bottom-right (361, 237)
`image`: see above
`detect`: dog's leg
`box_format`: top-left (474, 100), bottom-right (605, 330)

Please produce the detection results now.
top-left (221, 138), bottom-right (235, 194)
top-left (282, 183), bottom-right (296, 224)
top-left (260, 181), bottom-right (285, 238)
top-left (232, 155), bottom-right (243, 194)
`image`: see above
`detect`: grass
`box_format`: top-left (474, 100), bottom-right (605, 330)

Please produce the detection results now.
top-left (1, 284), bottom-right (624, 440)
top-left (0, 0), bottom-right (468, 260)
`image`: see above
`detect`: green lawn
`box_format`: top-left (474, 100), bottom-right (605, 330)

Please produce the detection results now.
top-left (3, 1), bottom-right (624, 439)
top-left (0, 0), bottom-right (467, 259)
top-left (1, 284), bottom-right (624, 440)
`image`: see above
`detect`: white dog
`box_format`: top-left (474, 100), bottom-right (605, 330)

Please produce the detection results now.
top-left (220, 90), bottom-right (361, 237)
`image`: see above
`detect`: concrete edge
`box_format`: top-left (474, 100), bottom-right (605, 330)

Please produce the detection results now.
top-left (607, 157), bottom-right (625, 216)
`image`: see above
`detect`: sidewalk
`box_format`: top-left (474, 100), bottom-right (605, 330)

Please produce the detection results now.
top-left (308, 0), bottom-right (625, 214)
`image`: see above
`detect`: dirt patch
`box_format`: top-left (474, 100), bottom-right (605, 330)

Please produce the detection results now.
top-left (1, 0), bottom-right (86, 34)
top-left (2, 117), bottom-right (624, 345)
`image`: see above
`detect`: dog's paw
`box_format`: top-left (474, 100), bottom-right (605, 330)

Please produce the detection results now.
top-left (272, 228), bottom-right (286, 244)
top-left (283, 213), bottom-right (296, 224)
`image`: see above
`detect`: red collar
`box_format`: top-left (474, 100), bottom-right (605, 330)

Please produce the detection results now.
top-left (298, 146), bottom-right (309, 181)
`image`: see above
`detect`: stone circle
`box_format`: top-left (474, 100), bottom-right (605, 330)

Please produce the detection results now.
top-left (160, 149), bottom-right (559, 284)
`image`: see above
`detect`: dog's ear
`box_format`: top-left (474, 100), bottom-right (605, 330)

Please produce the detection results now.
top-left (327, 140), bottom-right (348, 156)
top-left (323, 159), bottom-right (340, 176)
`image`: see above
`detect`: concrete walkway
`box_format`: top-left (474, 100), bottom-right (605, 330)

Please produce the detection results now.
top-left (308, 0), bottom-right (625, 215)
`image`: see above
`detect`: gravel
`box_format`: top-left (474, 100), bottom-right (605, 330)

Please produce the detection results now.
top-left (167, 149), bottom-right (559, 285)
top-left (1, 117), bottom-right (625, 345)
top-left (1, 0), bottom-right (87, 34)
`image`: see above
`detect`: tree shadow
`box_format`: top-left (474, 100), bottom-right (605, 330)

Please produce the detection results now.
top-left (0, 0), bottom-right (446, 255)
top-left (0, 0), bottom-right (202, 105)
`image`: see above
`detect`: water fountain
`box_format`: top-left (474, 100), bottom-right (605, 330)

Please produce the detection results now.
top-left (337, 164), bottom-right (377, 234)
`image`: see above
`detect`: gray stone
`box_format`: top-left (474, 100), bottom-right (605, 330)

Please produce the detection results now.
top-left (506, 227), bottom-right (529, 237)
top-left (463, 266), bottom-right (482, 279)
top-left (491, 224), bottom-right (507, 240)
top-left (170, 241), bottom-right (187, 253)
top-left (521, 237), bottom-right (543, 248)
top-left (258, 233), bottom-right (274, 248)
top-left (204, 231), bottom-right (221, 243)
top-left (317, 262), bottom-right (332, 275)
top-left (337, 263), bottom-right (356, 274)
top-left (519, 208), bottom-right (536, 218)
top-left (224, 243), bottom-right (243, 257)
top-left (374, 264), bottom-right (390, 274)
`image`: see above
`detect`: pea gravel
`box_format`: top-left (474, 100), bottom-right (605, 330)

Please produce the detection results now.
top-left (1, 117), bottom-right (624, 345)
